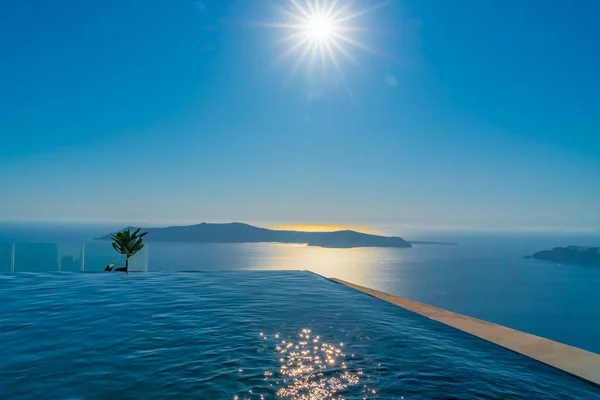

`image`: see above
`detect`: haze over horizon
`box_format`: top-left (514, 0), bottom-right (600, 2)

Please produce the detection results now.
top-left (1, 0), bottom-right (599, 232)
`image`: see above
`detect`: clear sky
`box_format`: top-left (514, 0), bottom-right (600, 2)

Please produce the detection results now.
top-left (1, 0), bottom-right (599, 232)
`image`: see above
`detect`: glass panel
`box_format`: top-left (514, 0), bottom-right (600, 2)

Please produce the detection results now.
top-left (3, 242), bottom-right (149, 273)
top-left (14, 243), bottom-right (60, 272)
top-left (83, 242), bottom-right (126, 272)
top-left (0, 242), bottom-right (11, 272)
top-left (57, 243), bottom-right (84, 272)
top-left (84, 242), bottom-right (149, 272)
top-left (128, 245), bottom-right (149, 272)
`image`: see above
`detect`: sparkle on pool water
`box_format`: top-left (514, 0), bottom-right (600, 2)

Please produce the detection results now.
top-left (0, 271), bottom-right (598, 399)
top-left (252, 329), bottom-right (370, 399)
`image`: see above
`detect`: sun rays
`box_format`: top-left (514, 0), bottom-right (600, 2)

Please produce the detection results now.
top-left (261, 0), bottom-right (388, 78)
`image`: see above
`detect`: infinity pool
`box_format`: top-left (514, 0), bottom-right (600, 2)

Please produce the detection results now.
top-left (1, 271), bottom-right (598, 399)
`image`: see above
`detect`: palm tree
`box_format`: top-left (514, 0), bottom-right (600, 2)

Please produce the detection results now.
top-left (110, 228), bottom-right (147, 273)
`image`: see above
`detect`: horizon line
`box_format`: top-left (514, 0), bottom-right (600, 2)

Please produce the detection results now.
top-left (0, 219), bottom-right (598, 235)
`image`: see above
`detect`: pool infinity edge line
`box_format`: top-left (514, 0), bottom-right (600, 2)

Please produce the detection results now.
top-left (328, 277), bottom-right (600, 386)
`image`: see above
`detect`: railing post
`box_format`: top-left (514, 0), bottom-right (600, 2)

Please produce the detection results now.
top-left (81, 243), bottom-right (85, 272)
top-left (57, 245), bottom-right (61, 272)
top-left (10, 242), bottom-right (15, 272)
top-left (146, 243), bottom-right (149, 272)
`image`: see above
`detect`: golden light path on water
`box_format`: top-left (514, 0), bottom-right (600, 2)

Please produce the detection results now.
top-left (250, 244), bottom-right (410, 295)
top-left (235, 329), bottom-right (384, 399)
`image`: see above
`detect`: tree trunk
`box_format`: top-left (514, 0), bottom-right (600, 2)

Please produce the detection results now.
top-left (125, 256), bottom-right (129, 274)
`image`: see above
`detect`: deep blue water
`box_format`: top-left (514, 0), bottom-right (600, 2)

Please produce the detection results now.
top-left (1, 222), bottom-right (600, 356)
top-left (1, 271), bottom-right (599, 399)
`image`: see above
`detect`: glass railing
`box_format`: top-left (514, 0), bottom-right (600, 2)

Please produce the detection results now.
top-left (0, 242), bottom-right (148, 272)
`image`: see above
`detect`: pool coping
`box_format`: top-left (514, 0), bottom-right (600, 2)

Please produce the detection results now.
top-left (329, 277), bottom-right (600, 386)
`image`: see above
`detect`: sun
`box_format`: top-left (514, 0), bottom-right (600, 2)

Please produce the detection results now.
top-left (262, 0), bottom-right (388, 76)
top-left (305, 15), bottom-right (334, 42)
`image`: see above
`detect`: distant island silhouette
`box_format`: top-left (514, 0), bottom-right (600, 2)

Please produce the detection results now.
top-left (526, 246), bottom-right (600, 266)
top-left (96, 222), bottom-right (417, 249)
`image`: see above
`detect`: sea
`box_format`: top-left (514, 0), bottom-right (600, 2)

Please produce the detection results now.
top-left (1, 222), bottom-right (600, 355)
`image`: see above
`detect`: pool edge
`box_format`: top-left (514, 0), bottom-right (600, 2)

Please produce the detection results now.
top-left (328, 277), bottom-right (600, 387)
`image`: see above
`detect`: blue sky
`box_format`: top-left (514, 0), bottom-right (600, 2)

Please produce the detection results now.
top-left (1, 0), bottom-right (599, 232)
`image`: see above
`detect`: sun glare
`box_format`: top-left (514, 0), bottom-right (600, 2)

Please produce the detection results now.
top-left (270, 224), bottom-right (377, 234)
top-left (306, 16), bottom-right (333, 42)
top-left (262, 0), bottom-right (388, 77)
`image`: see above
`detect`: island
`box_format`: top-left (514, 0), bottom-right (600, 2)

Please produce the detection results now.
top-left (96, 222), bottom-right (412, 249)
top-left (526, 246), bottom-right (600, 266)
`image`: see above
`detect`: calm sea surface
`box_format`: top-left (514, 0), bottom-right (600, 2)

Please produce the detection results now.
top-left (1, 271), bottom-right (599, 399)
top-left (1, 222), bottom-right (600, 356)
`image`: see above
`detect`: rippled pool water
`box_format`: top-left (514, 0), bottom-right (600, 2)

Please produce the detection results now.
top-left (1, 271), bottom-right (598, 399)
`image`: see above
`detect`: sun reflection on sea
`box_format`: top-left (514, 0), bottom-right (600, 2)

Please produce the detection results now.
top-left (256, 244), bottom-right (406, 291)
top-left (236, 329), bottom-right (380, 399)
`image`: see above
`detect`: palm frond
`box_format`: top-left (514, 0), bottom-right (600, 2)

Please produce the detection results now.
top-left (110, 228), bottom-right (147, 259)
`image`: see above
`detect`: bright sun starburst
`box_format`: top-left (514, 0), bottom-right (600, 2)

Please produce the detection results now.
top-left (263, 0), bottom-right (388, 77)
top-left (306, 15), bottom-right (333, 42)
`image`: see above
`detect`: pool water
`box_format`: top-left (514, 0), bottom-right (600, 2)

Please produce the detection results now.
top-left (1, 271), bottom-right (598, 399)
